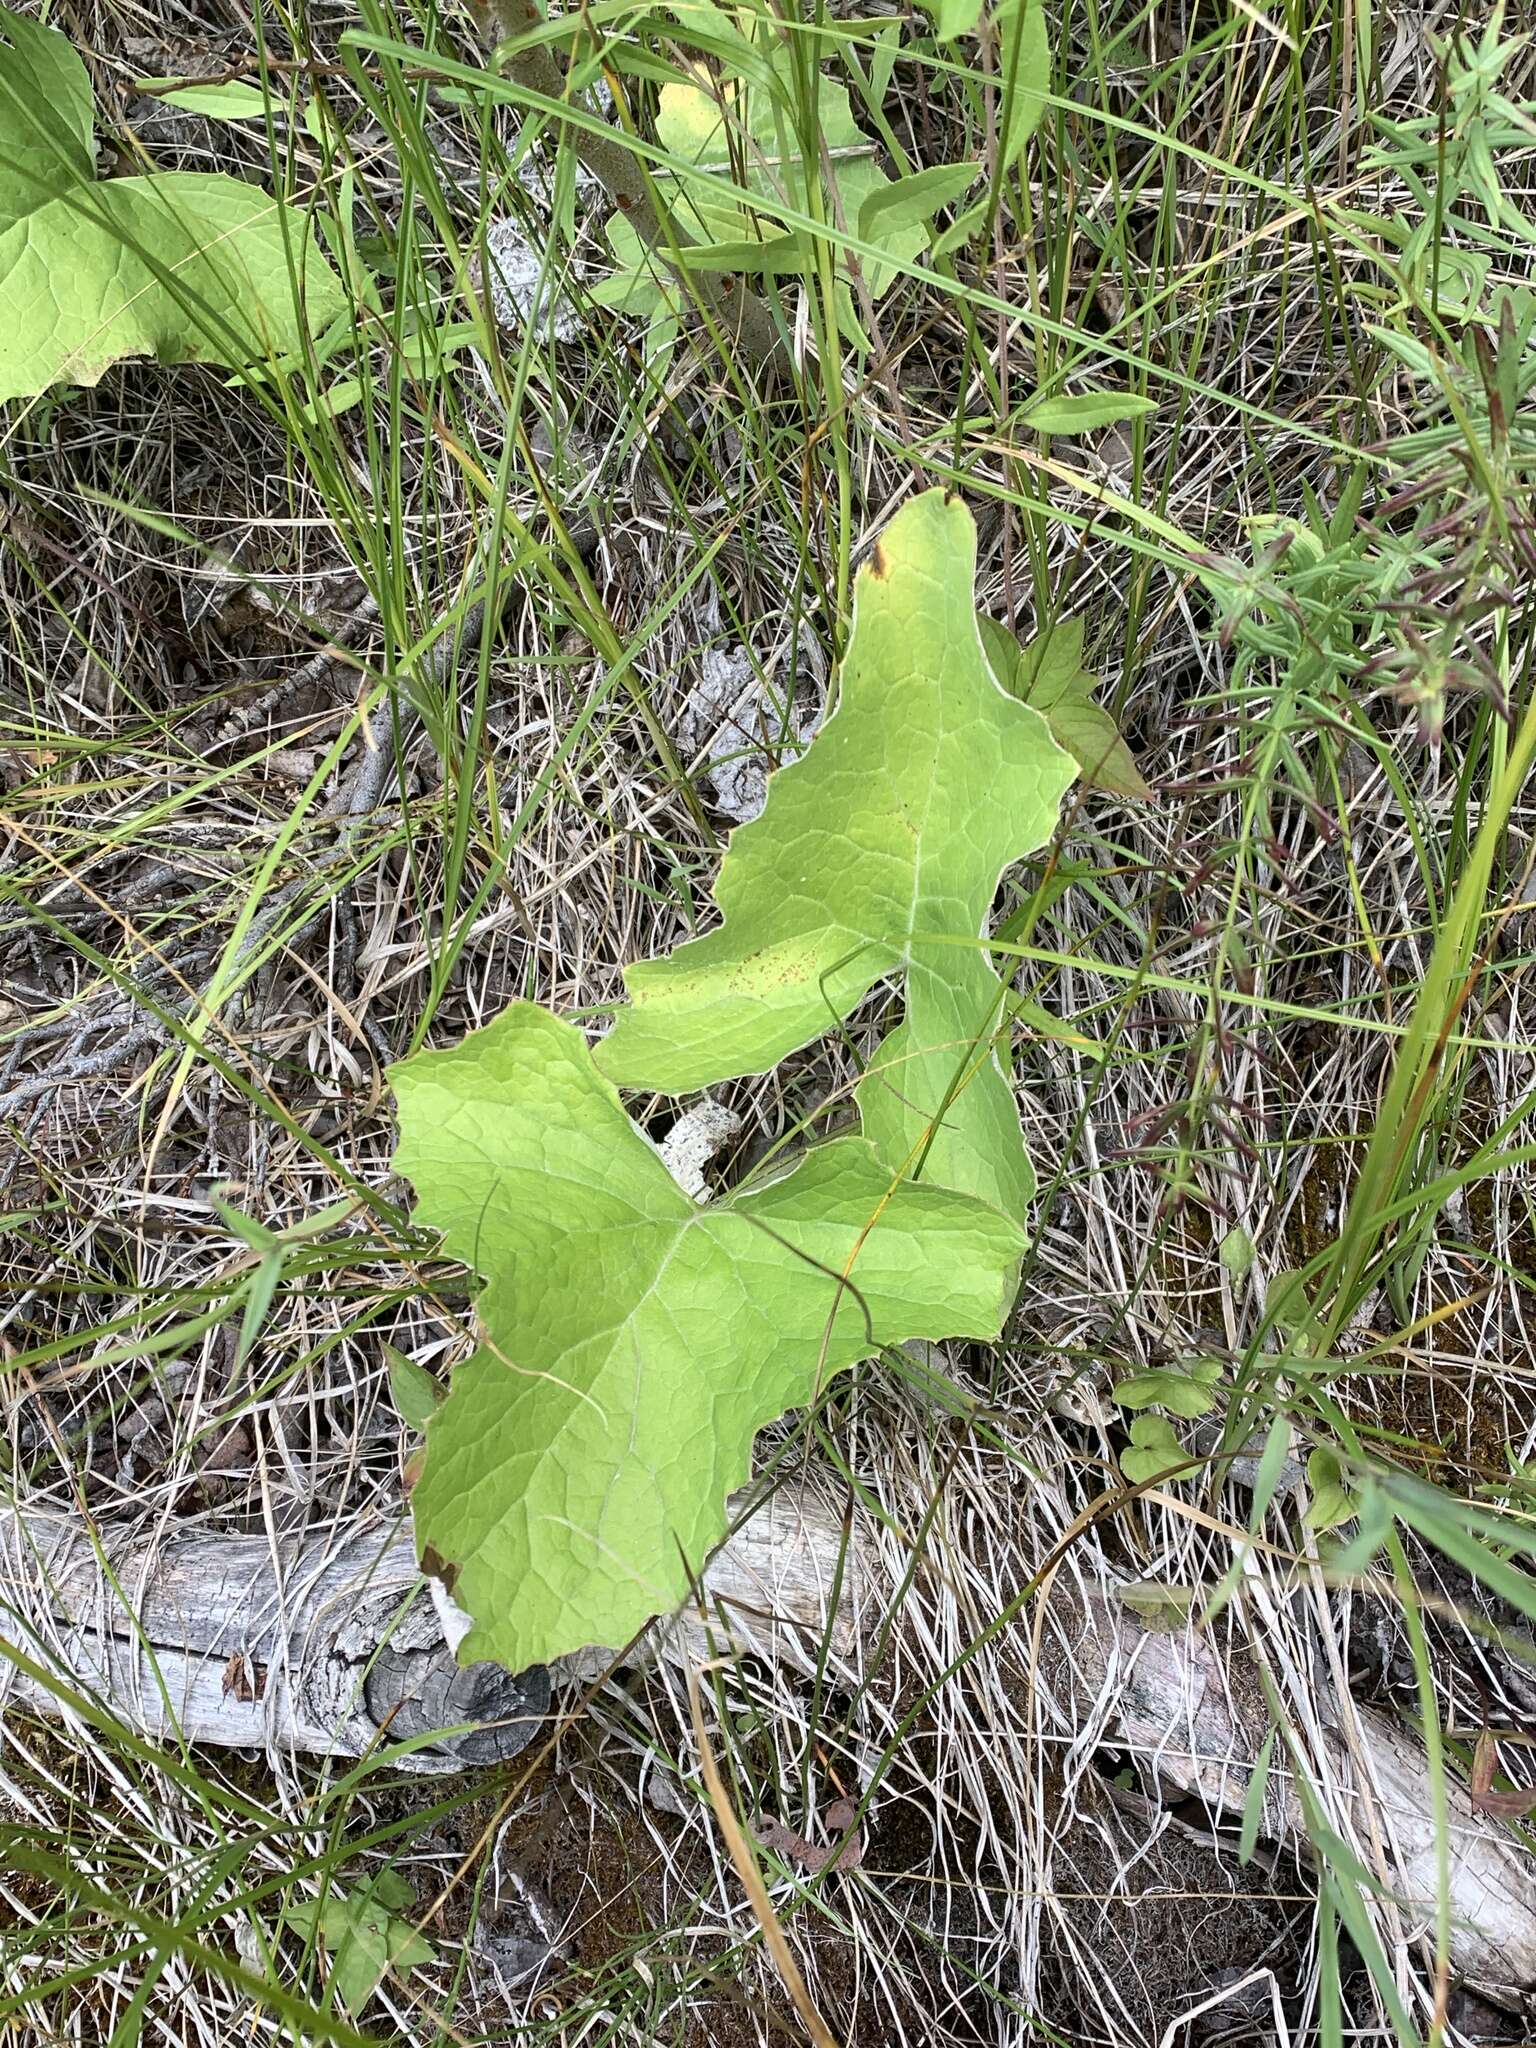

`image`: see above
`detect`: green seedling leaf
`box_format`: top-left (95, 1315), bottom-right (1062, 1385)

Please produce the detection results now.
top-left (1304, 1447), bottom-right (1359, 1532)
top-left (1120, 1414), bottom-right (1187, 1484)
top-left (653, 49), bottom-right (925, 315)
top-left (1117, 1579), bottom-right (1195, 1628)
top-left (857, 162), bottom-right (980, 242)
top-left (1112, 1356), bottom-right (1224, 1419)
top-left (1219, 1224), bottom-right (1255, 1280)
top-left (1021, 391), bottom-right (1156, 435)
top-left (385, 1345), bottom-right (440, 1433)
top-left (599, 491), bottom-right (1076, 1214)
top-left (393, 1002), bottom-right (1026, 1671)
top-left (979, 613), bottom-right (1151, 800)
top-left (0, 7), bottom-right (345, 401)
top-left (995, 0), bottom-right (1050, 165)
top-left (139, 79), bottom-right (276, 120)
top-left (287, 1874), bottom-right (433, 2018)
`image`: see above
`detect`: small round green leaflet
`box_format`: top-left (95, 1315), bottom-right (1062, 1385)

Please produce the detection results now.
top-left (390, 490), bottom-right (1077, 1674)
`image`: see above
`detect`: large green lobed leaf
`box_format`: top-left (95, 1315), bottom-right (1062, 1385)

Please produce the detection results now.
top-left (0, 7), bottom-right (345, 401)
top-left (598, 489), bottom-right (1076, 1214)
top-left (395, 1003), bottom-right (1026, 1672)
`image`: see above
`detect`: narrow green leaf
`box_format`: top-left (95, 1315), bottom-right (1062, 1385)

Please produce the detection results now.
top-left (1246, 1413), bottom-right (1296, 1524)
top-left (141, 80), bottom-right (277, 120)
top-left (236, 1248), bottom-right (285, 1369)
top-left (1238, 1729), bottom-right (1274, 1863)
top-left (857, 162), bottom-right (979, 241)
top-left (1022, 392), bottom-right (1157, 434)
top-left (996, 0), bottom-right (1050, 165)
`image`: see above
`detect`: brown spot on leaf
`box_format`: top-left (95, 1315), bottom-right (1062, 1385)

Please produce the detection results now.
top-left (421, 1544), bottom-right (460, 1596)
top-left (869, 542), bottom-right (889, 579)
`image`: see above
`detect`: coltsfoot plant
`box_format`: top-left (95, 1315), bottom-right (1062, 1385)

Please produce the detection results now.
top-left (392, 490), bottom-right (1081, 1671)
top-left (0, 6), bottom-right (343, 401)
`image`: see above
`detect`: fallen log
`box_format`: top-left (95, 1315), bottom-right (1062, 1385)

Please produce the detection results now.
top-left (4, 1486), bottom-right (1532, 2010)
top-left (1066, 1587), bottom-right (1536, 2010)
top-left (0, 1510), bottom-right (546, 1775)
top-left (0, 1486), bottom-right (858, 1775)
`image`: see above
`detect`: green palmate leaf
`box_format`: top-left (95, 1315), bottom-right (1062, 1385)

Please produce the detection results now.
top-left (393, 1002), bottom-right (1026, 1671)
top-left (599, 491), bottom-right (1076, 1214)
top-left (0, 7), bottom-right (344, 401)
top-left (979, 612), bottom-right (1151, 800)
top-left (1120, 1413), bottom-right (1187, 1485)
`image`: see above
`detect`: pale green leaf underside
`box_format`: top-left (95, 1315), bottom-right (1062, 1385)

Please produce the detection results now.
top-left (394, 1002), bottom-right (1026, 1672)
top-left (0, 7), bottom-right (344, 401)
top-left (598, 489), bottom-right (1076, 1214)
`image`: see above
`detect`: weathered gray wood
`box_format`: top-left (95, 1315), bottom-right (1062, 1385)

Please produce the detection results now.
top-left (7, 1484), bottom-right (1531, 2011)
top-left (0, 1510), bottom-right (548, 1774)
top-left (0, 1486), bottom-right (858, 1775)
top-left (1065, 1589), bottom-right (1536, 2009)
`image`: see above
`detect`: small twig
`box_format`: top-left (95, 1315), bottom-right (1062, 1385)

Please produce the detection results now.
top-left (206, 595), bottom-right (381, 752)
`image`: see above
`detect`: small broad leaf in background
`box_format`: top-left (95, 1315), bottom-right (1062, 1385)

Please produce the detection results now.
top-left (915, 0), bottom-right (985, 37)
top-left (1117, 1579), bottom-right (1195, 1629)
top-left (597, 19), bottom-right (928, 342)
top-left (979, 613), bottom-right (1151, 800)
top-left (285, 1870), bottom-right (433, 2017)
top-left (393, 1003), bottom-right (1027, 1671)
top-left (1304, 1447), bottom-right (1359, 1533)
top-left (0, 7), bottom-right (345, 401)
top-left (1470, 1728), bottom-right (1536, 1819)
top-left (597, 490), bottom-right (1076, 1217)
top-left (1021, 391), bottom-right (1156, 435)
top-left (1220, 1224), bottom-right (1256, 1281)
top-left (385, 1345), bottom-right (441, 1433)
top-left (1120, 1414), bottom-right (1188, 1485)
top-left (1111, 1356), bottom-right (1224, 1419)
